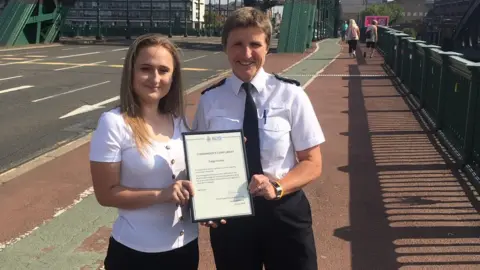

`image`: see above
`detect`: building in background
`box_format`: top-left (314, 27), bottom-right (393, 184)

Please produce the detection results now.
top-left (341, 0), bottom-right (367, 21)
top-left (66, 0), bottom-right (206, 29)
top-left (0, 0), bottom-right (7, 13)
top-left (393, 0), bottom-right (431, 24)
top-left (340, 0), bottom-right (434, 24)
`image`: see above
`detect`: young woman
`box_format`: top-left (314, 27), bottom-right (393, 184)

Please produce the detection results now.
top-left (346, 19), bottom-right (360, 58)
top-left (89, 33), bottom-right (199, 269)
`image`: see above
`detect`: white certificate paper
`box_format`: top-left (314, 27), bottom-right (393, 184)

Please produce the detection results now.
top-left (182, 130), bottom-right (254, 222)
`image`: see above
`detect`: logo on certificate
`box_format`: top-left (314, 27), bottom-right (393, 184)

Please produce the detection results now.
top-left (206, 135), bottom-right (222, 142)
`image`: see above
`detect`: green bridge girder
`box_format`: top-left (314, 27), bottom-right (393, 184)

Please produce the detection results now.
top-left (0, 0), bottom-right (340, 53)
top-left (277, 0), bottom-right (340, 53)
top-left (0, 0), bottom-right (73, 47)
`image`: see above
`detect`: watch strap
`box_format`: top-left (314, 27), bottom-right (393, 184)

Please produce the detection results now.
top-left (271, 181), bottom-right (284, 199)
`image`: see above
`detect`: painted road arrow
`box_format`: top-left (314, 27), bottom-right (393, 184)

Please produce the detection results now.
top-left (59, 96), bottom-right (119, 119)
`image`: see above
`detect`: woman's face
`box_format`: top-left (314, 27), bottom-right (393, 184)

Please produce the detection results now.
top-left (132, 44), bottom-right (174, 106)
top-left (225, 26), bottom-right (269, 82)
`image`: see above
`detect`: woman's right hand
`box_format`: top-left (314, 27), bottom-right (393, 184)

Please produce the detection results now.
top-left (162, 180), bottom-right (194, 206)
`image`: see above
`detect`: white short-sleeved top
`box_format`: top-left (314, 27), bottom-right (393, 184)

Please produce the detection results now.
top-left (193, 68), bottom-right (325, 181)
top-left (89, 107), bottom-right (198, 253)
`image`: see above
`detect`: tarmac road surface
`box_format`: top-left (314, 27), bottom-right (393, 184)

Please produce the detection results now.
top-left (0, 42), bottom-right (231, 174)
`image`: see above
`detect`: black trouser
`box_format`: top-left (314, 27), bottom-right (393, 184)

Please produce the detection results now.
top-left (348, 40), bottom-right (358, 53)
top-left (210, 190), bottom-right (317, 270)
top-left (104, 237), bottom-right (199, 270)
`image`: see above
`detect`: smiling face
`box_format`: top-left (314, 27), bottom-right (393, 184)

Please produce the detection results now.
top-left (225, 26), bottom-right (269, 82)
top-left (132, 44), bottom-right (174, 106)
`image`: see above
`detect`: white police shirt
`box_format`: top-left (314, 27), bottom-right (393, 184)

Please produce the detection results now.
top-left (193, 68), bottom-right (325, 181)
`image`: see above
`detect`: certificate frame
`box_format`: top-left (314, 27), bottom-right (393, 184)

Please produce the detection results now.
top-left (182, 129), bottom-right (255, 223)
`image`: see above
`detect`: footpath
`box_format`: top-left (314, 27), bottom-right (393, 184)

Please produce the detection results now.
top-left (1, 40), bottom-right (480, 270)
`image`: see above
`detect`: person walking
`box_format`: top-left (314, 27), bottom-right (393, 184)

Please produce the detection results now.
top-left (364, 20), bottom-right (378, 58)
top-left (346, 19), bottom-right (360, 58)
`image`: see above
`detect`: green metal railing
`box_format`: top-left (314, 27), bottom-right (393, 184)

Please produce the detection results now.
top-left (377, 26), bottom-right (480, 191)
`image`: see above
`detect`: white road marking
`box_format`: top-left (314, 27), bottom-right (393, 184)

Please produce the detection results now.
top-left (0, 85), bottom-right (34, 95)
top-left (112, 48), bottom-right (128, 52)
top-left (0, 75), bottom-right (23, 81)
top-left (2, 57), bottom-right (27, 61)
top-left (0, 59), bottom-right (42, 66)
top-left (62, 48), bottom-right (74, 51)
top-left (0, 187), bottom-right (94, 251)
top-left (303, 52), bottom-right (342, 88)
top-left (53, 187), bottom-right (94, 217)
top-left (32, 81), bottom-right (110, 102)
top-left (25, 55), bottom-right (47, 58)
top-left (213, 52), bottom-right (221, 54)
top-left (56, 52), bottom-right (100, 59)
top-left (59, 95), bottom-right (120, 119)
top-left (183, 55), bottom-right (206, 62)
top-left (54, 60), bottom-right (107, 71)
top-left (0, 44), bottom-right (61, 52)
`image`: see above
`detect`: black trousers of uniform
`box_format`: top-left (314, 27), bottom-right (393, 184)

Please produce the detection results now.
top-left (104, 237), bottom-right (199, 270)
top-left (209, 190), bottom-right (317, 270)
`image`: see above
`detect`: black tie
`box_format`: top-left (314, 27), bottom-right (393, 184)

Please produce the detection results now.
top-left (242, 82), bottom-right (263, 179)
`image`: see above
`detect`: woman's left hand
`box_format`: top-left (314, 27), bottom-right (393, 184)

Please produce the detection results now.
top-left (249, 174), bottom-right (276, 200)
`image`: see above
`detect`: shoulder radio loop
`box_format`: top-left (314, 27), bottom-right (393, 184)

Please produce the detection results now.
top-left (273, 74), bottom-right (300, 86)
top-left (201, 78), bottom-right (227, 95)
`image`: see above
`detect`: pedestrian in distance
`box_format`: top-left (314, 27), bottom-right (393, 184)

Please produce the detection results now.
top-left (341, 20), bottom-right (348, 42)
top-left (346, 19), bottom-right (360, 58)
top-left (364, 20), bottom-right (378, 58)
top-left (89, 33), bottom-right (199, 270)
top-left (193, 7), bottom-right (326, 270)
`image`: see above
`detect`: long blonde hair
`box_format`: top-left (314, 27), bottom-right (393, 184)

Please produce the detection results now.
top-left (119, 33), bottom-right (187, 152)
top-left (349, 19), bottom-right (358, 29)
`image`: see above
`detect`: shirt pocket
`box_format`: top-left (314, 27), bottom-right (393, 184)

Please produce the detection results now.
top-left (208, 109), bottom-right (241, 130)
top-left (258, 114), bottom-right (292, 162)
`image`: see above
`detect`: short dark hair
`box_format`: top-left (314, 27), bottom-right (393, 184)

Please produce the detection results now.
top-left (222, 7), bottom-right (272, 48)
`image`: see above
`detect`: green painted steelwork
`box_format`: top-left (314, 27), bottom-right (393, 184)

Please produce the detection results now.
top-left (2, 0), bottom-right (339, 51)
top-left (0, 0), bottom-right (74, 46)
top-left (277, 0), bottom-right (340, 53)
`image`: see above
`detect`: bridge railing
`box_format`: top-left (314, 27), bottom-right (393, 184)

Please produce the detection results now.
top-left (377, 25), bottom-right (480, 191)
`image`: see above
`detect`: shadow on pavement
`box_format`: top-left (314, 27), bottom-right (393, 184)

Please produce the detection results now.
top-left (335, 62), bottom-right (480, 269)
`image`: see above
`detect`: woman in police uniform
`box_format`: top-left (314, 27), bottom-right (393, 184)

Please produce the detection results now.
top-left (193, 7), bottom-right (325, 270)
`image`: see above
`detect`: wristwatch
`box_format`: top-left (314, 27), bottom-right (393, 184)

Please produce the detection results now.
top-left (270, 181), bottom-right (284, 200)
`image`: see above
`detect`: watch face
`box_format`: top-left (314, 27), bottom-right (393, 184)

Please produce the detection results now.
top-left (275, 186), bottom-right (282, 196)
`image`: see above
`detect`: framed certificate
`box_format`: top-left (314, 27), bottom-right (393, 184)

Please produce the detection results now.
top-left (182, 129), bottom-right (254, 223)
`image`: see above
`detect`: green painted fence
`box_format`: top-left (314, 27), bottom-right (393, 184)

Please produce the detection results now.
top-left (377, 26), bottom-right (480, 192)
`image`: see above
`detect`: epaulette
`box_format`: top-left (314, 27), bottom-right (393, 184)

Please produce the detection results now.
top-left (274, 74), bottom-right (300, 86)
top-left (201, 78), bottom-right (226, 95)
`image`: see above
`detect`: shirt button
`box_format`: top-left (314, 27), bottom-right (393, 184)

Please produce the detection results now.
top-left (172, 174), bottom-right (175, 179)
top-left (179, 216), bottom-right (184, 221)
top-left (180, 230), bottom-right (184, 236)
top-left (171, 159), bottom-right (175, 165)
top-left (166, 145), bottom-right (170, 150)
